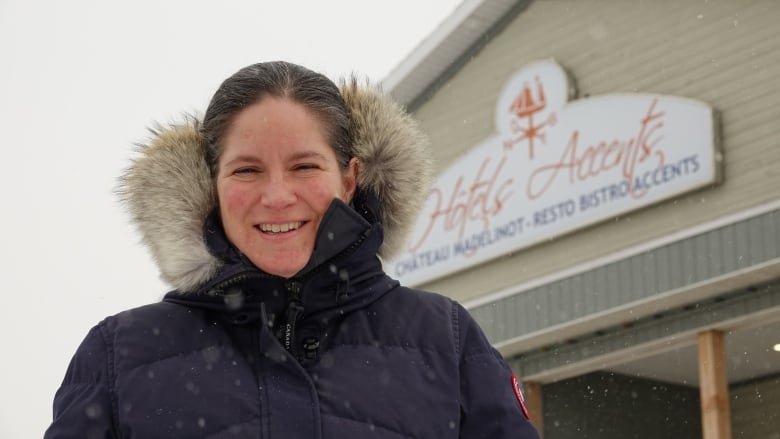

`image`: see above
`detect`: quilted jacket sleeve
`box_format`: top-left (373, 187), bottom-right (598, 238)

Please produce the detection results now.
top-left (455, 303), bottom-right (540, 439)
top-left (44, 323), bottom-right (117, 439)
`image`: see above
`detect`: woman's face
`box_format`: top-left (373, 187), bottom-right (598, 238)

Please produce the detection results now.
top-left (216, 97), bottom-right (358, 278)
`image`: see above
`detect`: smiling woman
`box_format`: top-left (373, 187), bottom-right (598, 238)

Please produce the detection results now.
top-left (43, 61), bottom-right (540, 439)
top-left (216, 97), bottom-right (358, 278)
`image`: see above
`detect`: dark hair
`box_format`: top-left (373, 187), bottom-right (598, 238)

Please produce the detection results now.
top-left (201, 61), bottom-right (352, 176)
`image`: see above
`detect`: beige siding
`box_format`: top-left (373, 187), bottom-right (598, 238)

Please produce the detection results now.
top-left (412, 0), bottom-right (780, 303)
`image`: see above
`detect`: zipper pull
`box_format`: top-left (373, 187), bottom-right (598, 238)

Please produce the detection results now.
top-left (301, 337), bottom-right (320, 360)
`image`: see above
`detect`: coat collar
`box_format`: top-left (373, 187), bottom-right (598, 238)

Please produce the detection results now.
top-left (163, 195), bottom-right (397, 321)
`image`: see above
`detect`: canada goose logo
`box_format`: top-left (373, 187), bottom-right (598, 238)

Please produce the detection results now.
top-left (511, 374), bottom-right (531, 420)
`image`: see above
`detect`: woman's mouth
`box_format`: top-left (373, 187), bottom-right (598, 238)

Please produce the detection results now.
top-left (256, 221), bottom-right (304, 234)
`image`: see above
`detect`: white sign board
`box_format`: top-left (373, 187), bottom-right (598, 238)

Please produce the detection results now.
top-left (389, 60), bottom-right (720, 285)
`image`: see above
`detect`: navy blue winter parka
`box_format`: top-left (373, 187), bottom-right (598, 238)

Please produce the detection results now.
top-left (45, 80), bottom-right (539, 439)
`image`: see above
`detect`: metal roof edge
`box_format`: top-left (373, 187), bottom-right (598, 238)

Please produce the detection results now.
top-left (381, 0), bottom-right (485, 92)
top-left (381, 0), bottom-right (526, 107)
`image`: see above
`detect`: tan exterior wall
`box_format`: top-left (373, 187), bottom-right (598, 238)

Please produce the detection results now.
top-left (412, 0), bottom-right (780, 303)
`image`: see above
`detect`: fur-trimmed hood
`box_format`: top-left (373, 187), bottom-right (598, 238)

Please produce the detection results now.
top-left (118, 81), bottom-right (432, 293)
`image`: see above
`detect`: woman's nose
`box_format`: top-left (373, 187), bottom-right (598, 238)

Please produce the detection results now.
top-left (260, 174), bottom-right (297, 208)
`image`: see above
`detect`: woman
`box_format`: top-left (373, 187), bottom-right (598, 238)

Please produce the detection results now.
top-left (46, 61), bottom-right (539, 439)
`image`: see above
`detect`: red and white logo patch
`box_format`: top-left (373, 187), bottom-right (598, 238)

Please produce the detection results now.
top-left (511, 374), bottom-right (531, 420)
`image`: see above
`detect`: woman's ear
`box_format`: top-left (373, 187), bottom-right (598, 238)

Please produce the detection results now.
top-left (342, 157), bottom-right (360, 204)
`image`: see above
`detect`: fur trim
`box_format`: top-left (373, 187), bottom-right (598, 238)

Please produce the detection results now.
top-left (118, 84), bottom-right (432, 292)
top-left (117, 118), bottom-right (221, 292)
top-left (341, 79), bottom-right (433, 260)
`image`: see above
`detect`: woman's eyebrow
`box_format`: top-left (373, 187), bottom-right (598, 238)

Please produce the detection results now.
top-left (288, 151), bottom-right (329, 161)
top-left (222, 155), bottom-right (262, 167)
top-left (222, 151), bottom-right (329, 168)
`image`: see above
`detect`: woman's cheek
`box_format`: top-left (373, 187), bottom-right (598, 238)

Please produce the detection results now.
top-left (314, 182), bottom-right (340, 207)
top-left (219, 183), bottom-right (252, 217)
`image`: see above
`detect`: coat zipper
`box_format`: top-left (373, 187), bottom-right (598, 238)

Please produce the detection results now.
top-left (278, 231), bottom-right (370, 358)
top-left (282, 281), bottom-right (304, 352)
top-left (211, 229), bottom-right (371, 357)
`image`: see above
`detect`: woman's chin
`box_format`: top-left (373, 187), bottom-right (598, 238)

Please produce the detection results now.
top-left (252, 256), bottom-right (307, 279)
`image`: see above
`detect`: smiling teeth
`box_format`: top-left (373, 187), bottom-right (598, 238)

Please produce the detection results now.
top-left (259, 222), bottom-right (302, 233)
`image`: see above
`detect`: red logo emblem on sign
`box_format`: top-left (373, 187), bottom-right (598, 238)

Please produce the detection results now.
top-left (511, 374), bottom-right (531, 420)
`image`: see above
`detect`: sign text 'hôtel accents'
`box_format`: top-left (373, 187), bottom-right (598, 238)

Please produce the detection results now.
top-left (389, 60), bottom-right (721, 285)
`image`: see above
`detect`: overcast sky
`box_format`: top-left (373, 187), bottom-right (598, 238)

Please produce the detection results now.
top-left (0, 0), bottom-right (461, 435)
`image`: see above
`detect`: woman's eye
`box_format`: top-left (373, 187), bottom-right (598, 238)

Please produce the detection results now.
top-left (293, 163), bottom-right (319, 171)
top-left (233, 167), bottom-right (259, 176)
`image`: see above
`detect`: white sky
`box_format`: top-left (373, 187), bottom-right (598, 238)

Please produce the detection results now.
top-left (0, 0), bottom-right (461, 435)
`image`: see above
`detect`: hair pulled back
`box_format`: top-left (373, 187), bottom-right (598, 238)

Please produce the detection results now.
top-left (201, 61), bottom-right (353, 176)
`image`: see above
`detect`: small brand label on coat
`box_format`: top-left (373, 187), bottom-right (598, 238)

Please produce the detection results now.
top-left (511, 374), bottom-right (531, 420)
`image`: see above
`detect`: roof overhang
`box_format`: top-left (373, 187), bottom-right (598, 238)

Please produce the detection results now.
top-left (381, 0), bottom-right (524, 107)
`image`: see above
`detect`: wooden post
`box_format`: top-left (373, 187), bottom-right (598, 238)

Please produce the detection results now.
top-left (524, 381), bottom-right (544, 437)
top-left (698, 330), bottom-right (732, 439)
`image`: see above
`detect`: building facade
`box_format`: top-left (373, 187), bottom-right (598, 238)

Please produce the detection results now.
top-left (383, 1), bottom-right (780, 437)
